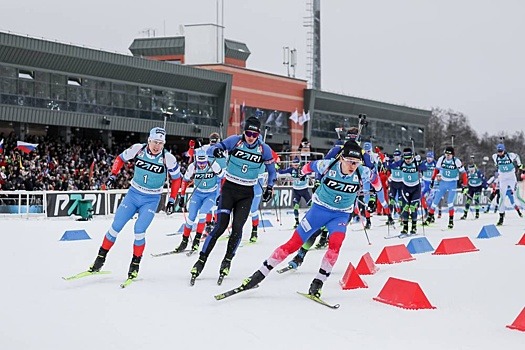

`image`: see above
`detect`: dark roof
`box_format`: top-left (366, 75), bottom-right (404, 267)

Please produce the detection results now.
top-left (0, 32), bottom-right (230, 95)
top-left (129, 36), bottom-right (185, 57)
top-left (224, 39), bottom-right (250, 61)
top-left (305, 89), bottom-right (431, 125)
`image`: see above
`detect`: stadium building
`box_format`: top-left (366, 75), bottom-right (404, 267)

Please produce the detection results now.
top-left (0, 26), bottom-right (430, 154)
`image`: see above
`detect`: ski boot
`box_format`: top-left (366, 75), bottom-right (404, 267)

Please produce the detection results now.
top-left (314, 232), bottom-right (328, 249)
top-left (191, 255), bottom-right (207, 279)
top-left (241, 270), bottom-right (265, 290)
top-left (288, 249), bottom-right (305, 269)
top-left (496, 213), bottom-right (505, 226)
top-left (484, 206), bottom-right (490, 214)
top-left (386, 215), bottom-right (395, 226)
top-left (88, 247), bottom-right (108, 273)
top-left (475, 210), bottom-right (479, 219)
top-left (494, 206), bottom-right (498, 214)
top-left (410, 221), bottom-right (417, 235)
top-left (448, 216), bottom-right (454, 229)
top-left (217, 258), bottom-right (232, 285)
top-left (364, 218), bottom-right (371, 230)
top-left (293, 218), bottom-right (300, 229)
top-left (400, 221), bottom-right (409, 235)
top-left (127, 255), bottom-right (142, 279)
top-left (190, 233), bottom-right (202, 251)
top-left (437, 209), bottom-right (442, 219)
top-left (175, 236), bottom-right (189, 253)
top-left (515, 206), bottom-right (523, 218)
top-left (423, 213), bottom-right (435, 226)
top-left (249, 226), bottom-right (258, 243)
top-left (219, 258), bottom-right (231, 277)
top-left (308, 278), bottom-right (323, 298)
top-left (460, 212), bottom-right (467, 220)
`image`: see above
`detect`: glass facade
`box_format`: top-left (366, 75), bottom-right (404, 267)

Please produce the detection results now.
top-left (0, 64), bottom-right (220, 127)
top-left (242, 106), bottom-right (290, 135)
top-left (311, 111), bottom-right (424, 151)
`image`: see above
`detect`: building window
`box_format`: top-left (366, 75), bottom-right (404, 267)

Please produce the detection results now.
top-left (67, 77), bottom-right (82, 86)
top-left (243, 106), bottom-right (290, 134)
top-left (18, 70), bottom-right (34, 80)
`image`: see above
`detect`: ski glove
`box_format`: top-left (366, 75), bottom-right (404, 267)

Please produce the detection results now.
top-left (213, 148), bottom-right (225, 158)
top-left (367, 199), bottom-right (376, 213)
top-left (178, 196), bottom-right (185, 210)
top-left (462, 187), bottom-right (468, 195)
top-left (262, 186), bottom-right (274, 203)
top-left (106, 174), bottom-right (117, 189)
top-left (166, 198), bottom-right (176, 215)
top-left (313, 180), bottom-right (321, 193)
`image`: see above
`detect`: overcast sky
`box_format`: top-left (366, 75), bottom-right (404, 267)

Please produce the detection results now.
top-left (2, 0), bottom-right (524, 136)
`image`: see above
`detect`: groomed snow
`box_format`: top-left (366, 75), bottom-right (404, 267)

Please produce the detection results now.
top-left (1, 209), bottom-right (524, 350)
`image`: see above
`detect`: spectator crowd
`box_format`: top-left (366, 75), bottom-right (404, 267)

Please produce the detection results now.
top-left (0, 132), bottom-right (191, 192)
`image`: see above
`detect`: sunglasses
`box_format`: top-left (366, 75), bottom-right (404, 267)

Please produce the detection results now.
top-left (341, 157), bottom-right (361, 165)
top-left (244, 131), bottom-right (260, 138)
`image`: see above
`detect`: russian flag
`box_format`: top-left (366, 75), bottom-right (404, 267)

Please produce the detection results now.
top-left (16, 141), bottom-right (38, 154)
top-left (0, 139), bottom-right (3, 154)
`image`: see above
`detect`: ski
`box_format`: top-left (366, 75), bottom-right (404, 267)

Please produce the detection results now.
top-left (297, 291), bottom-right (340, 309)
top-left (385, 232), bottom-right (420, 239)
top-left (214, 284), bottom-right (259, 301)
top-left (185, 250), bottom-right (198, 257)
top-left (150, 250), bottom-right (189, 257)
top-left (165, 232), bottom-right (183, 236)
top-left (276, 265), bottom-right (296, 274)
top-left (240, 239), bottom-right (257, 246)
top-left (62, 270), bottom-right (111, 281)
top-left (120, 278), bottom-right (136, 288)
top-left (398, 233), bottom-right (420, 239)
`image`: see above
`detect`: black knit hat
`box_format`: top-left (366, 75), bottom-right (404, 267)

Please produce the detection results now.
top-left (244, 117), bottom-right (261, 133)
top-left (403, 147), bottom-right (413, 159)
top-left (445, 146), bottom-right (455, 155)
top-left (342, 141), bottom-right (363, 160)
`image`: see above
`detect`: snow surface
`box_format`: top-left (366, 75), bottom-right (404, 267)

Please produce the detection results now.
top-left (1, 209), bottom-right (524, 350)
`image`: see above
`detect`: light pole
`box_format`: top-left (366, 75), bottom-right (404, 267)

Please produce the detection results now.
top-left (161, 107), bottom-right (173, 130)
top-left (400, 125), bottom-right (407, 149)
top-left (482, 156), bottom-right (489, 173)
